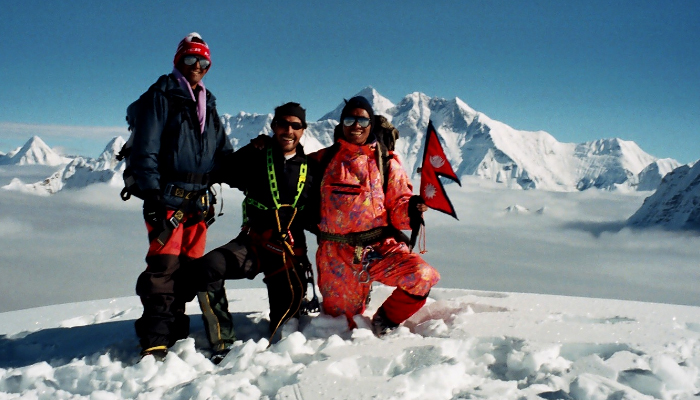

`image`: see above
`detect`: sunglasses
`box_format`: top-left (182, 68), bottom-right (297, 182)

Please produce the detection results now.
top-left (182, 55), bottom-right (211, 69)
top-left (274, 120), bottom-right (304, 130)
top-left (342, 116), bottom-right (371, 128)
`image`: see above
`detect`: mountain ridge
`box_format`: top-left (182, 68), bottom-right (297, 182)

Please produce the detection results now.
top-left (1, 87), bottom-right (687, 196)
top-left (627, 160), bottom-right (700, 230)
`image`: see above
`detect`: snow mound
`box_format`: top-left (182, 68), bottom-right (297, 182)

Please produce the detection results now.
top-left (1, 286), bottom-right (698, 399)
top-left (504, 204), bottom-right (530, 214)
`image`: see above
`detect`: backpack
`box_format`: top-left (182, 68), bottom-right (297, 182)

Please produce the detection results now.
top-left (116, 99), bottom-right (145, 201)
top-left (116, 86), bottom-right (186, 201)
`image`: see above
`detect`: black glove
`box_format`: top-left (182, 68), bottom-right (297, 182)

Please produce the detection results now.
top-left (297, 254), bottom-right (313, 284)
top-left (249, 134), bottom-right (270, 150)
top-left (408, 195), bottom-right (425, 231)
top-left (143, 189), bottom-right (167, 228)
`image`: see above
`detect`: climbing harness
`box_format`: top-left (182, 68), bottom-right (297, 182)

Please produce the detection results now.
top-left (317, 226), bottom-right (393, 264)
top-left (242, 148), bottom-right (306, 224)
top-left (242, 148), bottom-right (310, 344)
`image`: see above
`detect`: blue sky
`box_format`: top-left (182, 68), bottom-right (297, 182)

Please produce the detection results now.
top-left (1, 0), bottom-right (698, 163)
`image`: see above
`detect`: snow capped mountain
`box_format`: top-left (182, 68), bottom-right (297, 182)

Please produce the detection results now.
top-left (356, 89), bottom-right (664, 192)
top-left (2, 137), bottom-right (124, 195)
top-left (627, 161), bottom-right (700, 230)
top-left (220, 112), bottom-right (336, 153)
top-left (318, 87), bottom-right (395, 121)
top-left (2, 87), bottom-right (682, 196)
top-left (636, 158), bottom-right (682, 192)
top-left (0, 136), bottom-right (71, 166)
top-left (220, 111), bottom-right (273, 149)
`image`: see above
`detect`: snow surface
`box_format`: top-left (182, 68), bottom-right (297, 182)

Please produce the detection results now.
top-left (1, 286), bottom-right (699, 400)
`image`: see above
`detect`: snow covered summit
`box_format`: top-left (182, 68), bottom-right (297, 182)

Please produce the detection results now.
top-left (1, 286), bottom-right (699, 400)
top-left (2, 137), bottom-right (125, 195)
top-left (0, 136), bottom-right (71, 166)
top-left (318, 86), bottom-right (396, 122)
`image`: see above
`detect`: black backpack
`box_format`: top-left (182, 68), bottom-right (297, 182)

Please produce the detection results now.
top-left (116, 87), bottom-right (184, 201)
top-left (116, 99), bottom-right (145, 201)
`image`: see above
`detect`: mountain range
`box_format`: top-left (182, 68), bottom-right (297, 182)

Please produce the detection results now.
top-left (1, 87), bottom-right (697, 230)
top-left (1, 136), bottom-right (124, 195)
top-left (223, 87), bottom-right (683, 193)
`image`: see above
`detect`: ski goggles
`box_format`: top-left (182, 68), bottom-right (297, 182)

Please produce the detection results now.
top-left (182, 55), bottom-right (211, 69)
top-left (274, 120), bottom-right (304, 130)
top-left (342, 116), bottom-right (371, 128)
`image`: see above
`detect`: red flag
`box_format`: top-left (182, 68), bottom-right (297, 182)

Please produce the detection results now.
top-left (419, 120), bottom-right (461, 219)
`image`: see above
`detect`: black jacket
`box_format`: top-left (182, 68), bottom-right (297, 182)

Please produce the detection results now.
top-left (222, 137), bottom-right (316, 249)
top-left (130, 74), bottom-right (233, 210)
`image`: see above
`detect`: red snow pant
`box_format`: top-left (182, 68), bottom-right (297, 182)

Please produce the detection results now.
top-left (316, 237), bottom-right (440, 328)
top-left (135, 209), bottom-right (209, 350)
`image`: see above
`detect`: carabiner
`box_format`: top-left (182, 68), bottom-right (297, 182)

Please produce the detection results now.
top-left (357, 247), bottom-right (382, 284)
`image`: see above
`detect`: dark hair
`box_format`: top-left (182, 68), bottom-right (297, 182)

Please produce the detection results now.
top-left (340, 96), bottom-right (375, 126)
top-left (271, 102), bottom-right (307, 129)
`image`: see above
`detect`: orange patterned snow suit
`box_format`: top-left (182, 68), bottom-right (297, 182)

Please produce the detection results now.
top-left (312, 139), bottom-right (440, 327)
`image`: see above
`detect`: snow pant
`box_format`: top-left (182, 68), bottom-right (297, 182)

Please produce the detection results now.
top-left (177, 230), bottom-right (308, 340)
top-left (316, 236), bottom-right (440, 328)
top-left (134, 209), bottom-right (235, 352)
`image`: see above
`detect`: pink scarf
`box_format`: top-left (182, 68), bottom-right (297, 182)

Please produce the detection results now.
top-left (172, 68), bottom-right (206, 134)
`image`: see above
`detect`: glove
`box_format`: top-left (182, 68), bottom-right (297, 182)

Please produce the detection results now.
top-left (249, 134), bottom-right (269, 150)
top-left (408, 195), bottom-right (425, 231)
top-left (142, 189), bottom-right (167, 228)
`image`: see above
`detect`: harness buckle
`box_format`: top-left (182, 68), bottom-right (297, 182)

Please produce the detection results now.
top-left (353, 246), bottom-right (363, 264)
top-left (167, 210), bottom-right (184, 229)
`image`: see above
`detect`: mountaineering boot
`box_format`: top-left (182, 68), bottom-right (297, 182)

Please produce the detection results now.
top-left (140, 346), bottom-right (168, 362)
top-left (210, 343), bottom-right (234, 365)
top-left (378, 288), bottom-right (428, 333)
top-left (371, 307), bottom-right (399, 337)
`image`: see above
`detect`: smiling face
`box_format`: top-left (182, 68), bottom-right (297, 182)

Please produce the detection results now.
top-left (272, 115), bottom-right (305, 156)
top-left (342, 108), bottom-right (372, 145)
top-left (177, 59), bottom-right (209, 89)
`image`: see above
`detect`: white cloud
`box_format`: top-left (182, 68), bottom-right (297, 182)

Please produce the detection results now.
top-left (1, 168), bottom-right (699, 313)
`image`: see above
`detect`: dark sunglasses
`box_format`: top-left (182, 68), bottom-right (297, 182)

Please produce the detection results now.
top-left (182, 55), bottom-right (211, 69)
top-left (274, 120), bottom-right (304, 130)
top-left (342, 116), bottom-right (371, 128)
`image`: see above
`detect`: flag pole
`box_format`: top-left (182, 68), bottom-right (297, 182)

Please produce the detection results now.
top-left (413, 120), bottom-right (461, 252)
